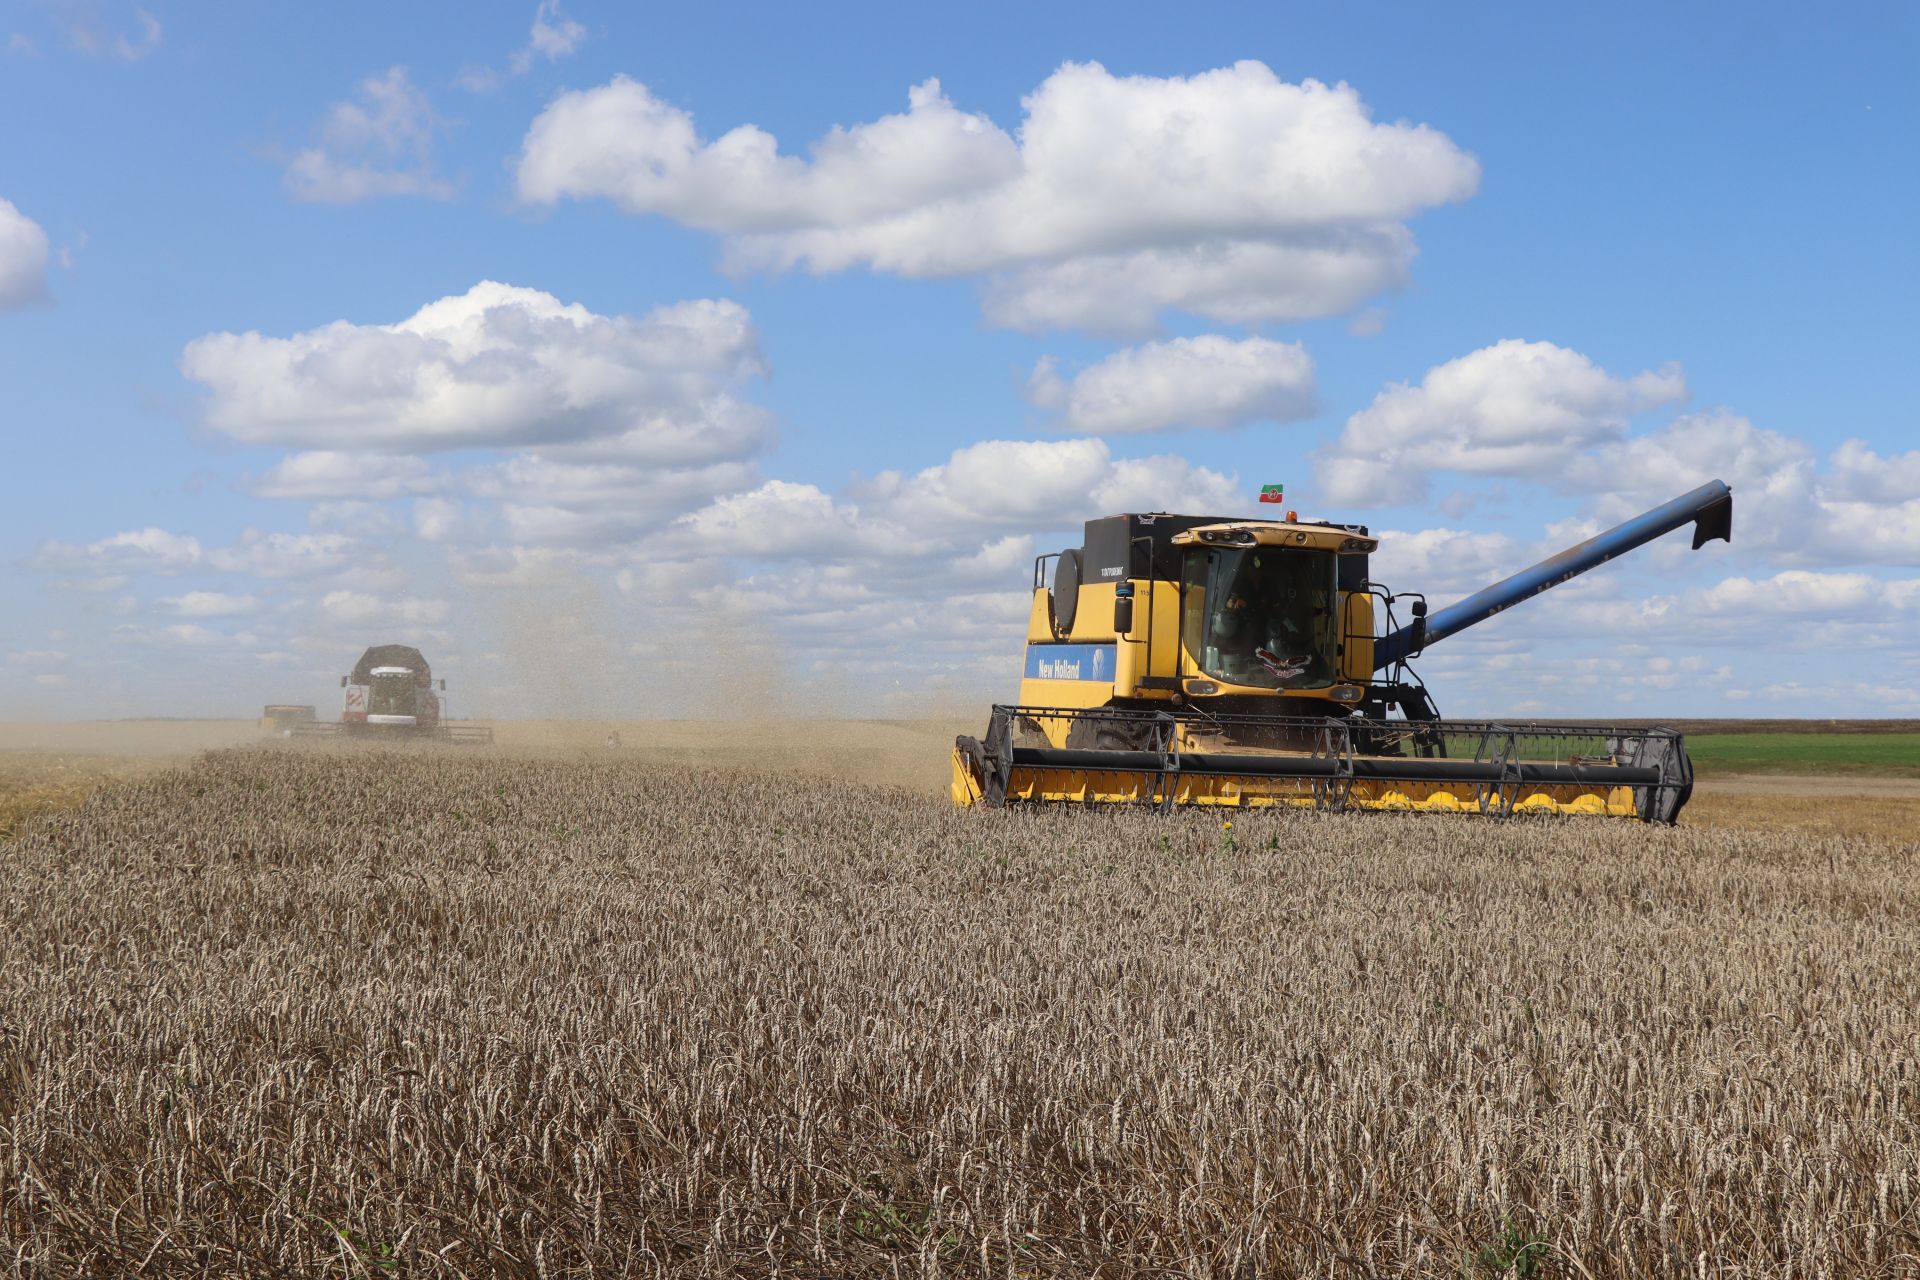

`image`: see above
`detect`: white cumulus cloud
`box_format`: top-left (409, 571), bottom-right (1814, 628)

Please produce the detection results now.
top-left (208, 531), bottom-right (358, 579)
top-left (517, 61), bottom-right (1479, 334)
top-left (35, 527), bottom-right (204, 574)
top-left (678, 480), bottom-right (891, 560)
top-left (1557, 415), bottom-right (1920, 567)
top-left (1027, 335), bottom-right (1315, 434)
top-left (1367, 526), bottom-right (1526, 601)
top-left (60, 6), bottom-right (161, 60)
top-left (1823, 440), bottom-right (1920, 505)
top-left (475, 455), bottom-right (760, 546)
top-left (308, 501), bottom-right (405, 538)
top-left (861, 437), bottom-right (1242, 536)
top-left (679, 437), bottom-right (1241, 563)
top-left (1694, 571), bottom-right (1889, 617)
top-left (1806, 495), bottom-right (1920, 567)
top-left (252, 451), bottom-right (439, 500)
top-left (0, 198), bottom-right (51, 309)
top-left (514, 0), bottom-right (585, 72)
top-left (411, 498), bottom-right (484, 545)
top-left (284, 67), bottom-right (453, 204)
top-left (181, 281), bottom-right (769, 457)
top-left (1568, 410), bottom-right (1810, 510)
top-left (319, 591), bottom-right (450, 626)
top-left (110, 9), bottom-right (161, 60)
top-left (159, 591), bottom-right (260, 618)
top-left (113, 623), bottom-right (258, 650)
top-left (459, 0), bottom-right (588, 91)
top-left (1316, 339), bottom-right (1688, 505)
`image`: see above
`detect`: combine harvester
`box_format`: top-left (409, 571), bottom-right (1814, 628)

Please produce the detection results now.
top-left (259, 704), bottom-right (316, 734)
top-left (294, 644), bottom-right (492, 745)
top-left (953, 481), bottom-right (1732, 823)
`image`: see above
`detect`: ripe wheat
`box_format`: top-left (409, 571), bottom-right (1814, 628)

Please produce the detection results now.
top-left (1, 746), bottom-right (1916, 1277)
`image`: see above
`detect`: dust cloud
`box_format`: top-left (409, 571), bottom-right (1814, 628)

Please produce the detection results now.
top-left (391, 567), bottom-right (973, 795)
top-left (2, 553), bottom-right (998, 807)
top-left (450, 561), bottom-right (1003, 728)
top-left (0, 720), bottom-right (264, 757)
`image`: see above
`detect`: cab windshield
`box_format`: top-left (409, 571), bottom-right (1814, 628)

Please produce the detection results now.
top-left (1182, 547), bottom-right (1337, 690)
top-left (368, 671), bottom-right (418, 716)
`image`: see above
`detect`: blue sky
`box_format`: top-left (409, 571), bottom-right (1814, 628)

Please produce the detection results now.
top-left (2, 0), bottom-right (1916, 720)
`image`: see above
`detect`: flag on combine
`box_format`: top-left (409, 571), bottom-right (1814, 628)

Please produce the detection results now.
top-left (1258, 483), bottom-right (1285, 504)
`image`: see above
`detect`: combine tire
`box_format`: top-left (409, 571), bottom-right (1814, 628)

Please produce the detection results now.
top-left (1064, 717), bottom-right (1151, 753)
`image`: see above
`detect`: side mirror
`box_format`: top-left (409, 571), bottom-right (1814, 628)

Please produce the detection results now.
top-left (1112, 582), bottom-right (1135, 635)
top-left (438, 679), bottom-right (446, 691)
top-left (1409, 599), bottom-right (1428, 655)
top-left (339, 675), bottom-right (347, 688)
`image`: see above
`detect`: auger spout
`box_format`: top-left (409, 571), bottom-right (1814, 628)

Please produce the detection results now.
top-left (1374, 479), bottom-right (1732, 671)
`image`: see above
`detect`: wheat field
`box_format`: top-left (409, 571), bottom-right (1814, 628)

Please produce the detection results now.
top-left (3, 744), bottom-right (1918, 1277)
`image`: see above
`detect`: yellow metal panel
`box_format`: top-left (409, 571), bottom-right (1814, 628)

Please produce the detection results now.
top-left (1112, 577), bottom-right (1182, 698)
top-left (1016, 678), bottom-right (1114, 714)
top-left (1023, 577), bottom-right (1124, 720)
top-left (1066, 579), bottom-right (1117, 642)
top-left (1028, 580), bottom-right (1126, 645)
top-left (1173, 524), bottom-right (1377, 553)
top-left (1024, 589), bottom-right (1052, 643)
top-left (951, 748), bottom-right (985, 806)
top-left (1146, 578), bottom-right (1183, 681)
top-left (1339, 592), bottom-right (1374, 682)
top-left (1114, 599), bottom-right (1142, 693)
top-left (951, 754), bottom-right (1645, 818)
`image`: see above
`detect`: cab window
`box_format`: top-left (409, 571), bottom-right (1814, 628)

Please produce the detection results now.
top-left (1183, 547), bottom-right (1336, 689)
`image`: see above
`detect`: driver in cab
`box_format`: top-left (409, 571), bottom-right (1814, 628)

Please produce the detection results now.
top-left (1218, 554), bottom-right (1317, 682)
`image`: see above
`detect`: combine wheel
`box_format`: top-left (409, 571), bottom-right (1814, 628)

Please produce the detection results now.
top-left (1064, 716), bottom-right (1151, 753)
top-left (1014, 715), bottom-right (1050, 748)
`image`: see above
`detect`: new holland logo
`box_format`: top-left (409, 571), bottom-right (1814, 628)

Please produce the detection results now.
top-left (1025, 644), bottom-right (1117, 682)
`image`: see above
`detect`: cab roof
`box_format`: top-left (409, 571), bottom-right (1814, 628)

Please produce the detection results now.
top-left (1173, 521), bottom-right (1378, 554)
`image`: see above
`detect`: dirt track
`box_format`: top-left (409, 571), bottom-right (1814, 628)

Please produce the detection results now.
top-left (1704, 772), bottom-right (1920, 798)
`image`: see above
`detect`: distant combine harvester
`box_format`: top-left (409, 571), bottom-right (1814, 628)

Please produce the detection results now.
top-left (259, 704), bottom-right (316, 735)
top-left (290, 644), bottom-right (492, 745)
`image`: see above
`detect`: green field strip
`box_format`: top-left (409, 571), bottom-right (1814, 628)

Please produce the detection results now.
top-left (1685, 733), bottom-right (1920, 776)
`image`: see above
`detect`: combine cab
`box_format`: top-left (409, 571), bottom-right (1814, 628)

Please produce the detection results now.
top-left (954, 481), bottom-right (1733, 823)
top-left (293, 644), bottom-right (492, 745)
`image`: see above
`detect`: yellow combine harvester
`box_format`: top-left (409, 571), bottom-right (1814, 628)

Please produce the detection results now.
top-left (953, 480), bottom-right (1733, 823)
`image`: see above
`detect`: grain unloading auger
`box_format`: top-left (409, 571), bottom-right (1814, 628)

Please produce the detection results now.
top-left (953, 480), bottom-right (1733, 823)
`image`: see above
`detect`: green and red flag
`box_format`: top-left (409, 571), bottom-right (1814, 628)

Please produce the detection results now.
top-left (1258, 483), bottom-right (1285, 505)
